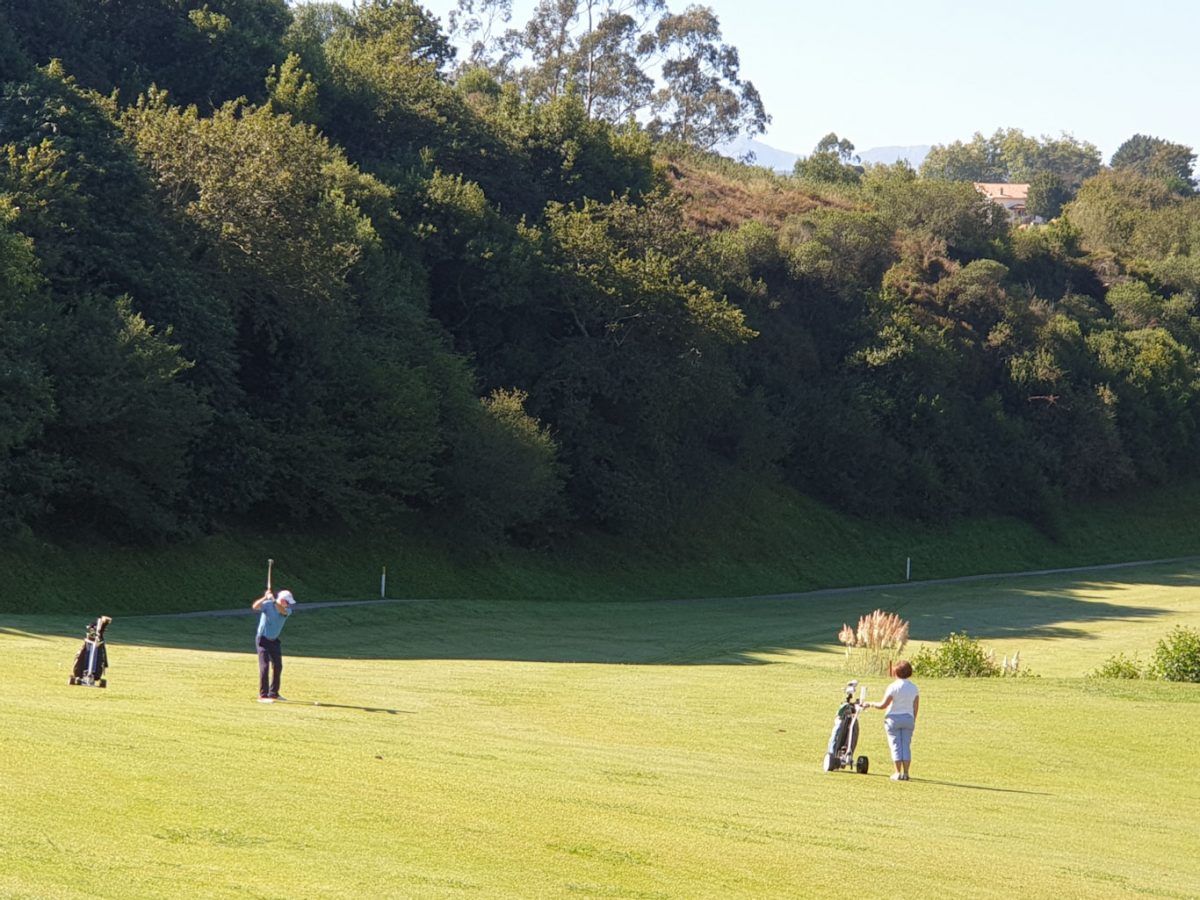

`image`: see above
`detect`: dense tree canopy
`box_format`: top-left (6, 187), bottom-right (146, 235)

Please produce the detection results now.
top-left (921, 128), bottom-right (1102, 193)
top-left (2, 0), bottom-right (1200, 546)
top-left (1111, 133), bottom-right (1196, 195)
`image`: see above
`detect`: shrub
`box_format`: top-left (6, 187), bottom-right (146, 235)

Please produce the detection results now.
top-left (1088, 652), bottom-right (1146, 680)
top-left (911, 632), bottom-right (1000, 678)
top-left (1149, 626), bottom-right (1200, 683)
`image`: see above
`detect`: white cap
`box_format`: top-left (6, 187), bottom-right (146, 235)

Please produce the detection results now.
top-left (277, 590), bottom-right (296, 606)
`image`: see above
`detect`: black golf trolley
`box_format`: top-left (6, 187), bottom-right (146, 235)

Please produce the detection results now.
top-left (822, 679), bottom-right (869, 774)
top-left (68, 616), bottom-right (112, 688)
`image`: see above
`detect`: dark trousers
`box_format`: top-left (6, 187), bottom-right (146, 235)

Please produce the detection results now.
top-left (256, 635), bottom-right (283, 697)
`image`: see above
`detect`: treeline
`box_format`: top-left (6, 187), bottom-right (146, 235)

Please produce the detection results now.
top-left (0, 1), bottom-right (1198, 547)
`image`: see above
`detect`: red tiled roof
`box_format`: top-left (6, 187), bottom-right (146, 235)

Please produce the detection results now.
top-left (974, 182), bottom-right (1029, 201)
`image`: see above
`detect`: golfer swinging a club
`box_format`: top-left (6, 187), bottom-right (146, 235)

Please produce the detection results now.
top-left (252, 588), bottom-right (295, 702)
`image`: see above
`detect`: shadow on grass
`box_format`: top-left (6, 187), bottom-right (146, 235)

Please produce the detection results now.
top-left (854, 772), bottom-right (1052, 794)
top-left (276, 698), bottom-right (412, 715)
top-left (1, 567), bottom-right (1186, 665)
top-left (909, 777), bottom-right (1052, 796)
top-left (0, 627), bottom-right (54, 640)
top-left (901, 577), bottom-right (1183, 643)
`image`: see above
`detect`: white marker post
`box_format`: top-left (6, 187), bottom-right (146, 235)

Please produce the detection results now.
top-left (381, 566), bottom-right (387, 599)
top-left (906, 557), bottom-right (911, 581)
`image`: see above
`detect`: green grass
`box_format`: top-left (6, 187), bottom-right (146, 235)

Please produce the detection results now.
top-left (7, 477), bottom-right (1200, 615)
top-left (3, 561), bottom-right (1199, 898)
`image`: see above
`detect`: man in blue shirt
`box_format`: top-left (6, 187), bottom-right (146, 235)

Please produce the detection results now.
top-left (252, 589), bottom-right (295, 702)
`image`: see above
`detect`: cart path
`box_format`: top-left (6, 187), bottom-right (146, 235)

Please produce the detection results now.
top-left (126, 554), bottom-right (1200, 619)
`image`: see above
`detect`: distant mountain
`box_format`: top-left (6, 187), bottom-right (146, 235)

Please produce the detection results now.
top-left (717, 138), bottom-right (799, 173)
top-left (719, 139), bottom-right (931, 173)
top-left (857, 145), bottom-right (931, 168)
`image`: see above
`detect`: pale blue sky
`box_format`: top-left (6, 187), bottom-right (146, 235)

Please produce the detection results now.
top-left (331, 0), bottom-right (1198, 161)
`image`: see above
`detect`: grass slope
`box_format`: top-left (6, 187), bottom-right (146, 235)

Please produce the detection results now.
top-left (6, 478), bottom-right (1200, 616)
top-left (3, 562), bottom-right (1199, 898)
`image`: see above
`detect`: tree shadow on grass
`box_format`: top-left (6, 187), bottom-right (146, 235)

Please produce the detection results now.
top-left (900, 578), bottom-right (1179, 643)
top-left (2, 566), bottom-right (1186, 665)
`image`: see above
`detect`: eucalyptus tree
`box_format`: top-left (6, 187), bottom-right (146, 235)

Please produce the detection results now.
top-left (447, 0), bottom-right (515, 71)
top-left (449, 0), bottom-right (658, 116)
top-left (576, 0), bottom-right (660, 121)
top-left (448, 0), bottom-right (766, 149)
top-left (646, 5), bottom-right (768, 149)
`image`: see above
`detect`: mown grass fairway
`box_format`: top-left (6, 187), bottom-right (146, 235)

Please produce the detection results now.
top-left (3, 561), bottom-right (1200, 898)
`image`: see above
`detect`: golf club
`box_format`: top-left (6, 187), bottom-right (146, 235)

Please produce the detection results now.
top-left (267, 557), bottom-right (274, 595)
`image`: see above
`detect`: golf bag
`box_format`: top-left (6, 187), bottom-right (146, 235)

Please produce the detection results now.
top-left (822, 680), bottom-right (869, 774)
top-left (69, 616), bottom-right (111, 688)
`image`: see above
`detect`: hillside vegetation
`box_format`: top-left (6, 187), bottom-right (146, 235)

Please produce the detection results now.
top-left (2, 2), bottom-right (1200, 600)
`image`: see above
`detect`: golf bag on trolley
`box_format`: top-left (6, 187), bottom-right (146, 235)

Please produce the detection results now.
top-left (69, 616), bottom-right (111, 688)
top-left (822, 680), bottom-right (869, 774)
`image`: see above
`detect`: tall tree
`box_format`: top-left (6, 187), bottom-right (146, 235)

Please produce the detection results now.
top-left (922, 128), bottom-right (1100, 188)
top-left (793, 132), bottom-right (862, 185)
top-left (447, 0), bottom-right (515, 71)
top-left (920, 132), bottom-right (1006, 183)
top-left (1025, 171), bottom-right (1071, 220)
top-left (450, 0), bottom-right (764, 148)
top-left (575, 0), bottom-right (661, 121)
top-left (1111, 134), bottom-right (1196, 194)
top-left (513, 0), bottom-right (580, 102)
top-left (500, 0), bottom-right (663, 120)
top-left (1064, 169), bottom-right (1176, 257)
top-left (350, 0), bottom-right (456, 69)
top-left (648, 5), bottom-right (768, 149)
top-left (998, 129), bottom-right (1100, 188)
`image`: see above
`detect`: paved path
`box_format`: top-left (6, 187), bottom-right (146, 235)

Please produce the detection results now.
top-left (129, 555), bottom-right (1200, 619)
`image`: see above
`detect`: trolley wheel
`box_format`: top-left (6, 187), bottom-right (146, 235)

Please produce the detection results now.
top-left (822, 753), bottom-right (835, 772)
top-left (68, 676), bottom-right (77, 685)
top-left (98, 679), bottom-right (107, 688)
top-left (855, 755), bottom-right (869, 775)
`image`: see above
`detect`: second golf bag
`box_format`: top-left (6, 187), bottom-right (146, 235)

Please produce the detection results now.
top-left (822, 680), bottom-right (869, 773)
top-left (69, 616), bottom-right (112, 688)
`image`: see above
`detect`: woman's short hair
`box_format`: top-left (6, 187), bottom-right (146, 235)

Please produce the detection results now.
top-left (893, 659), bottom-right (913, 678)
